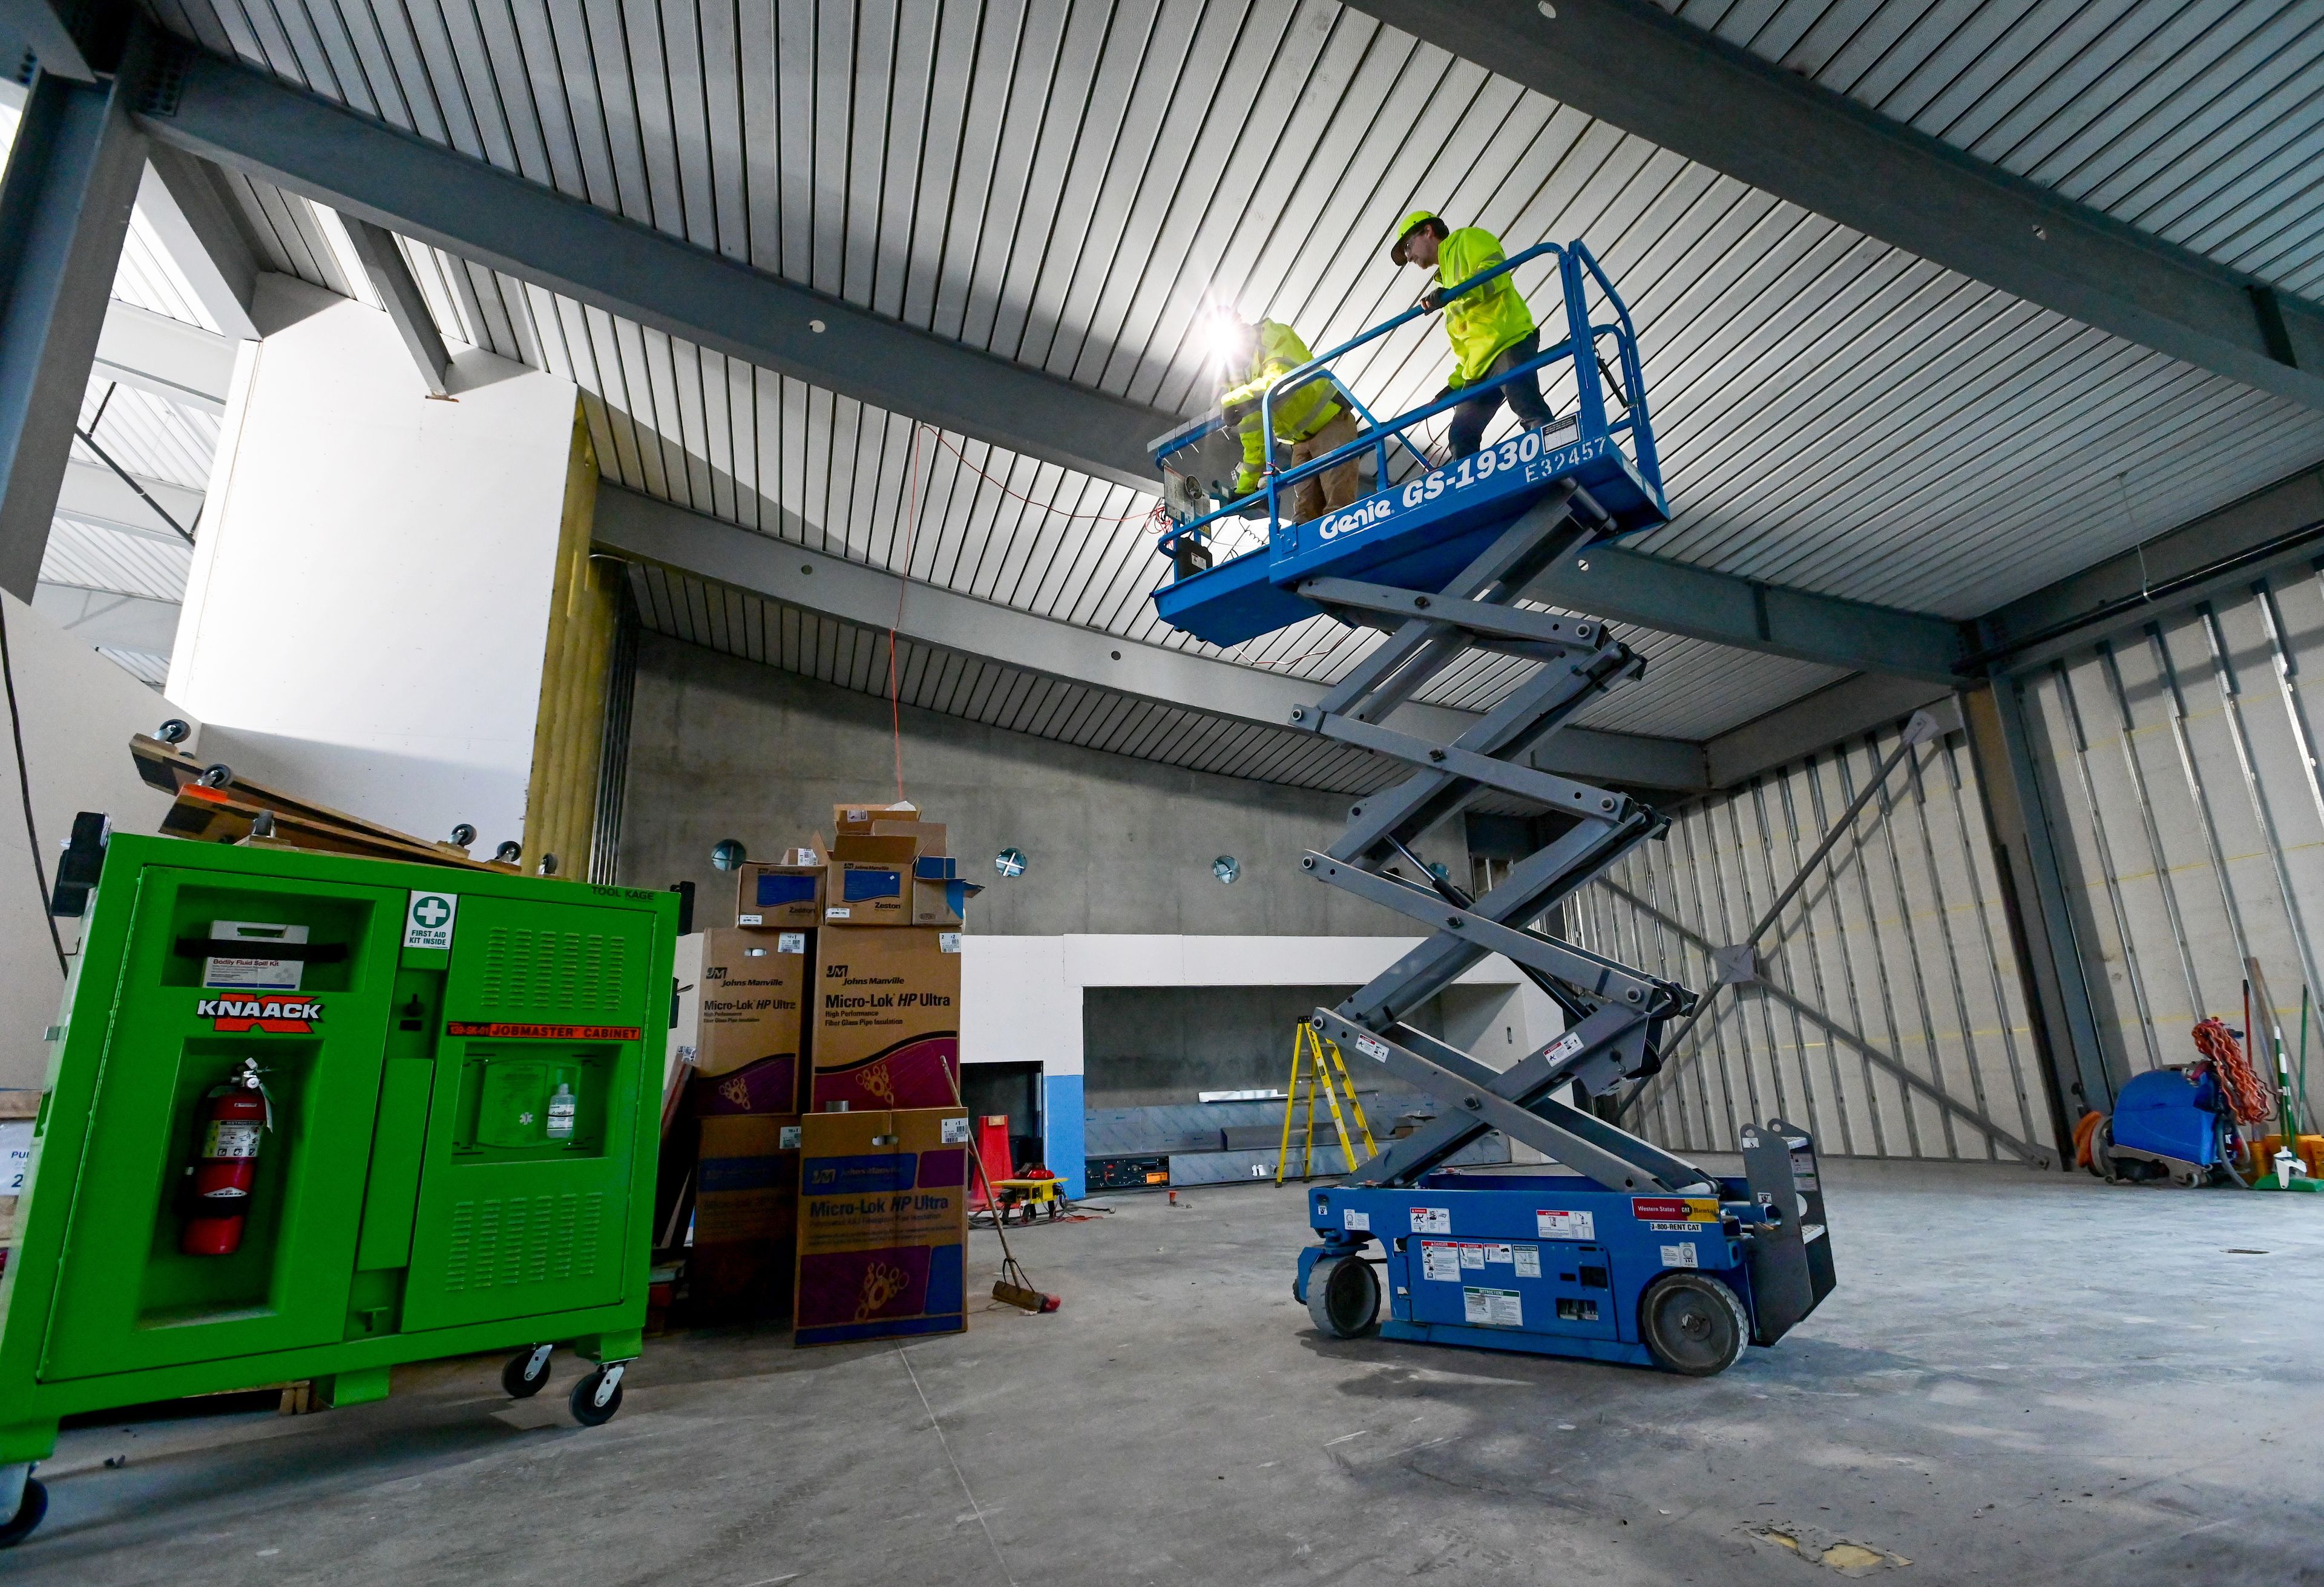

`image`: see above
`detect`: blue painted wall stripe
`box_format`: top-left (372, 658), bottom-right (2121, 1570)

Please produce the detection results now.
top-left (1045, 1072), bottom-right (1086, 1199)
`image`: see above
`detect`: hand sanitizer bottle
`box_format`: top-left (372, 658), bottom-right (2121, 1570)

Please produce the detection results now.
top-left (547, 1082), bottom-right (577, 1142)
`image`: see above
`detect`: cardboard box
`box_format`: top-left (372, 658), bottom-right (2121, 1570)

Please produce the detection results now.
top-left (735, 862), bottom-right (825, 930)
top-left (824, 859), bottom-right (910, 927)
top-left (794, 1108), bottom-right (970, 1345)
top-left (906, 856), bottom-right (982, 928)
top-left (830, 833), bottom-right (920, 866)
top-left (691, 1114), bottom-right (803, 1321)
top-left (811, 927), bottom-right (962, 1110)
top-left (833, 800), bottom-right (919, 836)
top-left (870, 820), bottom-right (947, 853)
top-left (695, 928), bottom-right (810, 1114)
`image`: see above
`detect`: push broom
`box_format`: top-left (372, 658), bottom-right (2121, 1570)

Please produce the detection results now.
top-left (947, 1073), bottom-right (1060, 1314)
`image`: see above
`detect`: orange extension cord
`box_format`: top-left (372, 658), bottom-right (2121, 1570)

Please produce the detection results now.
top-left (2192, 1016), bottom-right (2274, 1126)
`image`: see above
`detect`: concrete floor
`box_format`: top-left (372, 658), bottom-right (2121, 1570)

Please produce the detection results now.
top-left (13, 1160), bottom-right (2323, 1585)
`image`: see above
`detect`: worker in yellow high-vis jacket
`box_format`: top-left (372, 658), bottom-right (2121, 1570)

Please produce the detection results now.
top-left (1218, 315), bottom-right (1364, 524)
top-left (1389, 211), bottom-right (1557, 459)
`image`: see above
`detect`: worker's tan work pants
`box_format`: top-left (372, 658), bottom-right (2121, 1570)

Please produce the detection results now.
top-left (1288, 410), bottom-right (1364, 525)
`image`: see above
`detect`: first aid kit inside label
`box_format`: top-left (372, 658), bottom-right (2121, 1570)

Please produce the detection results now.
top-left (402, 891), bottom-right (458, 951)
top-left (1463, 1287), bottom-right (1523, 1327)
top-left (1409, 1206), bottom-right (1451, 1234)
top-left (1420, 1242), bottom-right (1460, 1282)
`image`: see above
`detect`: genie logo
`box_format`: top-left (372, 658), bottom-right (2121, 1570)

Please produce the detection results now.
top-left (1316, 498), bottom-right (1393, 541)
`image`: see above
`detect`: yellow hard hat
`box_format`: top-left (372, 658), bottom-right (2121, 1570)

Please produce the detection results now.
top-left (1390, 211), bottom-right (1442, 265)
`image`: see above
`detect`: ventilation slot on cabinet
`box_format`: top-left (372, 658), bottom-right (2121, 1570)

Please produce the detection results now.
top-left (476, 929), bottom-right (629, 1015)
top-left (442, 1195), bottom-right (601, 1292)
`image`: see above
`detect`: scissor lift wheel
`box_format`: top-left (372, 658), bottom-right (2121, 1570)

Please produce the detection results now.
top-left (1638, 1273), bottom-right (1749, 1377)
top-left (1307, 1254), bottom-right (1381, 1340)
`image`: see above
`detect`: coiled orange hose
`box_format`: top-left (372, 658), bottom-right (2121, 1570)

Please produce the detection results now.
top-left (2193, 1017), bottom-right (2274, 1126)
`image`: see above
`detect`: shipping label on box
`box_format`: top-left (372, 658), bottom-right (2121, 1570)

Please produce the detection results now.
top-left (794, 1108), bottom-right (968, 1346)
top-left (811, 928), bottom-right (960, 1110)
top-left (694, 928), bottom-right (809, 1114)
top-left (735, 863), bottom-right (824, 929)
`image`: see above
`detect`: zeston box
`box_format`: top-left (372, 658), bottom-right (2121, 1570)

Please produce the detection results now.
top-left (794, 1108), bottom-right (970, 1345)
top-left (810, 927), bottom-right (960, 1110)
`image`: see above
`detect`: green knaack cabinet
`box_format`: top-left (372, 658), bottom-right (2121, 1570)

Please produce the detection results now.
top-left (0, 832), bottom-right (679, 1545)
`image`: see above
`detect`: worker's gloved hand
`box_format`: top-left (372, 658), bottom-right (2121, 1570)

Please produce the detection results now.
top-left (1421, 288), bottom-right (1447, 312)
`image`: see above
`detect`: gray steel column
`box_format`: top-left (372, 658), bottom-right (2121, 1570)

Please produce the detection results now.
top-left (0, 47), bottom-right (149, 598)
top-left (1961, 679), bottom-right (2107, 1146)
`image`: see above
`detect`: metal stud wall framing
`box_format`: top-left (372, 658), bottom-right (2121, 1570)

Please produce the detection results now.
top-left (2009, 569), bottom-right (2324, 1128)
top-left (1575, 722), bottom-right (2060, 1164)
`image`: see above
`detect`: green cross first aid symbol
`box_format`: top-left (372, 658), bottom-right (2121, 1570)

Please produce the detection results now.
top-left (413, 896), bottom-right (452, 929)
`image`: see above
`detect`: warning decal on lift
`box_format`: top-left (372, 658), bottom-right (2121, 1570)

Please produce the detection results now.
top-left (1409, 1205), bottom-right (1451, 1234)
top-left (1458, 1243), bottom-right (1485, 1271)
top-left (1463, 1287), bottom-right (1523, 1327)
top-left (1420, 1241), bottom-right (1460, 1282)
top-left (1536, 1208), bottom-right (1595, 1240)
top-left (1659, 1242), bottom-right (1699, 1269)
top-left (1514, 1245), bottom-right (1541, 1278)
top-left (1632, 1196), bottom-right (1721, 1224)
top-left (446, 1021), bottom-right (643, 1041)
top-left (1342, 1209), bottom-right (1370, 1231)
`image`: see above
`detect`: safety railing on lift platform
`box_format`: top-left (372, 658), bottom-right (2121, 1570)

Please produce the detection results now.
top-left (1152, 238), bottom-right (1661, 577)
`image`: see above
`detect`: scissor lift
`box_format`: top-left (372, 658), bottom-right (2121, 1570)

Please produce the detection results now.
top-left (1147, 240), bottom-right (1835, 1373)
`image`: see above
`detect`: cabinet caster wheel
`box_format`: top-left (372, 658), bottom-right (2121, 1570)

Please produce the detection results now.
top-left (0, 1477), bottom-right (47, 1548)
top-left (570, 1364), bottom-right (625, 1427)
top-left (502, 1345), bottom-right (553, 1399)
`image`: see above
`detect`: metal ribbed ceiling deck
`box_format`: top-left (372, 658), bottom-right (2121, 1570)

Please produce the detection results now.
top-left (1646, 0), bottom-right (2324, 297)
top-left (135, 0), bottom-right (2324, 760)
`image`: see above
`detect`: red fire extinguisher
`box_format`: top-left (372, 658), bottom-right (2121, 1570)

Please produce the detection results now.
top-left (181, 1058), bottom-right (271, 1257)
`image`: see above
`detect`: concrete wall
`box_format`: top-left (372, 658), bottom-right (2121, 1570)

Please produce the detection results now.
top-left (621, 633), bottom-right (1465, 935)
top-left (2016, 578), bottom-right (2324, 1133)
top-left (0, 592), bottom-right (194, 1091)
top-left (1085, 985), bottom-right (1361, 1105)
top-left (1581, 721), bottom-right (2057, 1165)
top-left (167, 276), bottom-right (581, 854)
top-left (622, 635), bottom-right (1577, 1194)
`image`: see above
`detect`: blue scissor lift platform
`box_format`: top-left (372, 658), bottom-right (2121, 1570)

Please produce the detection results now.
top-left (1146, 240), bottom-right (1836, 1374)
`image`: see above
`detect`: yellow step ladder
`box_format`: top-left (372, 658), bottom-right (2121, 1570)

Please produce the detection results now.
top-left (1276, 1020), bottom-right (1379, 1184)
